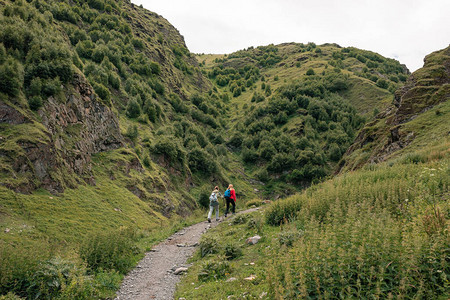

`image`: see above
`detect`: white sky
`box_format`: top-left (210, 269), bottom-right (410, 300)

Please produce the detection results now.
top-left (132, 0), bottom-right (450, 72)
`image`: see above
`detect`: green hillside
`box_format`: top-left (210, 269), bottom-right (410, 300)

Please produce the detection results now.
top-left (198, 43), bottom-right (409, 196)
top-left (0, 0), bottom-right (448, 299)
top-left (174, 45), bottom-right (449, 299)
top-left (0, 0), bottom-right (242, 298)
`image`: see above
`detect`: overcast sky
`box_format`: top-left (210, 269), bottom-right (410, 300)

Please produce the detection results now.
top-left (132, 0), bottom-right (450, 72)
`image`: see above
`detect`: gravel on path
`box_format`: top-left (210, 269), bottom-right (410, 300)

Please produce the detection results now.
top-left (115, 208), bottom-right (259, 300)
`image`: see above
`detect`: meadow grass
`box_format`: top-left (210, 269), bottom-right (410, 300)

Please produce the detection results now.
top-left (174, 144), bottom-right (449, 299)
top-left (0, 146), bottom-right (207, 299)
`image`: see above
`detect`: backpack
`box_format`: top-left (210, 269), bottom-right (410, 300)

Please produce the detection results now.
top-left (209, 192), bottom-right (218, 203)
top-left (224, 189), bottom-right (231, 197)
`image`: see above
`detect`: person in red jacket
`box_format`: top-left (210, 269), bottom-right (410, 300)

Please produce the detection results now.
top-left (224, 184), bottom-right (236, 217)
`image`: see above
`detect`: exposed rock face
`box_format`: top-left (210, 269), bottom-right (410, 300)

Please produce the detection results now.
top-left (40, 74), bottom-right (123, 176)
top-left (1, 73), bottom-right (123, 193)
top-left (0, 102), bottom-right (30, 125)
top-left (392, 47), bottom-right (450, 124)
top-left (339, 46), bottom-right (450, 171)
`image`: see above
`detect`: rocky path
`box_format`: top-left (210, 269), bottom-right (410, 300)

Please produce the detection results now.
top-left (115, 208), bottom-right (259, 300)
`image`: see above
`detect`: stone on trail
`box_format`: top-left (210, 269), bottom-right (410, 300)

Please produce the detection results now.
top-left (174, 267), bottom-right (188, 275)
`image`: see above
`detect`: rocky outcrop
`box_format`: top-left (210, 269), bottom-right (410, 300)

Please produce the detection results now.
top-left (339, 46), bottom-right (450, 171)
top-left (392, 46), bottom-right (450, 124)
top-left (1, 73), bottom-right (123, 193)
top-left (40, 74), bottom-right (123, 177)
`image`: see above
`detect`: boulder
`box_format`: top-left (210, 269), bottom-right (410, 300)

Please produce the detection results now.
top-left (246, 235), bottom-right (261, 245)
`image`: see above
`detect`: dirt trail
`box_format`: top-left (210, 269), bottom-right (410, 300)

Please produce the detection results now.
top-left (115, 208), bottom-right (259, 300)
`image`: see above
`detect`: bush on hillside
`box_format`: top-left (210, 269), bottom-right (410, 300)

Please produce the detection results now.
top-left (0, 58), bottom-right (23, 97)
top-left (306, 68), bottom-right (315, 76)
top-left (198, 191), bottom-right (210, 209)
top-left (126, 99), bottom-right (141, 118)
top-left (187, 147), bottom-right (217, 174)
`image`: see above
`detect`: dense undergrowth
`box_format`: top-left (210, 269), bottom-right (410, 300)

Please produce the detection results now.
top-left (175, 143), bottom-right (449, 299)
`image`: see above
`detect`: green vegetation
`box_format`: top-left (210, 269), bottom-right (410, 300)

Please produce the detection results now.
top-left (175, 143), bottom-right (449, 299)
top-left (198, 42), bottom-right (408, 196)
top-left (0, 0), bottom-right (448, 299)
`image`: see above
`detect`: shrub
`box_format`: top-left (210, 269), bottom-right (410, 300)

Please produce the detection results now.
top-left (265, 197), bottom-right (303, 226)
top-left (0, 241), bottom-right (50, 298)
top-left (224, 243), bottom-right (242, 260)
top-left (306, 68), bottom-right (315, 76)
top-left (0, 58), bottom-right (23, 97)
top-left (92, 82), bottom-right (110, 104)
top-left (152, 136), bottom-right (186, 165)
top-left (227, 133), bottom-right (243, 148)
top-left (400, 152), bottom-right (426, 164)
top-left (126, 99), bottom-right (141, 118)
top-left (188, 147), bottom-right (217, 174)
top-left (28, 257), bottom-right (97, 299)
top-left (41, 77), bottom-right (63, 97)
top-left (198, 191), bottom-right (210, 209)
top-left (198, 259), bottom-right (231, 281)
top-left (199, 236), bottom-right (220, 257)
top-left (28, 96), bottom-right (42, 111)
top-left (376, 78), bottom-right (389, 89)
top-left (79, 228), bottom-right (140, 274)
top-left (255, 168), bottom-right (269, 182)
top-left (125, 125), bottom-right (138, 140)
top-left (242, 147), bottom-right (258, 163)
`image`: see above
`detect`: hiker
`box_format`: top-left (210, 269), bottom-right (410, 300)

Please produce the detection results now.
top-left (208, 186), bottom-right (222, 223)
top-left (224, 184), bottom-right (236, 217)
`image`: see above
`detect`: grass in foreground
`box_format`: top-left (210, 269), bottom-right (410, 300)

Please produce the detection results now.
top-left (175, 146), bottom-right (449, 299)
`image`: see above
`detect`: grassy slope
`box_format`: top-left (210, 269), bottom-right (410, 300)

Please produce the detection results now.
top-left (175, 141), bottom-right (449, 299)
